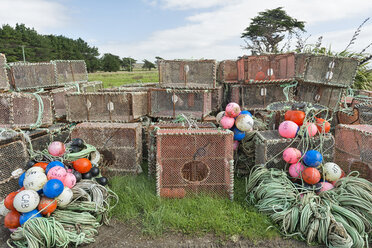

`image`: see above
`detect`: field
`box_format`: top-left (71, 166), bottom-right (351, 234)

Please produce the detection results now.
top-left (88, 70), bottom-right (159, 88)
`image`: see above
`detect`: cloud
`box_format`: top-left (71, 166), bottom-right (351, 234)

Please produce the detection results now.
top-left (0, 0), bottom-right (69, 32)
top-left (99, 0), bottom-right (372, 60)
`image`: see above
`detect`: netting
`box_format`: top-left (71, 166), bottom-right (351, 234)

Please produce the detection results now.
top-left (211, 85), bottom-right (223, 112)
top-left (71, 122), bottom-right (142, 174)
top-left (229, 84), bottom-right (290, 110)
top-left (66, 92), bottom-right (147, 123)
top-left (52, 60), bottom-right (88, 84)
top-left (43, 85), bottom-right (78, 119)
top-left (356, 103), bottom-right (372, 124)
top-left (8, 62), bottom-right (57, 90)
top-left (236, 53), bottom-right (358, 87)
top-left (334, 124), bottom-right (371, 180)
top-left (148, 88), bottom-right (212, 119)
top-left (159, 60), bottom-right (216, 88)
top-left (147, 122), bottom-right (216, 176)
top-left (255, 130), bottom-right (334, 170)
top-left (217, 60), bottom-right (238, 83)
top-left (0, 139), bottom-right (28, 200)
top-left (156, 129), bottom-right (234, 199)
top-left (0, 92), bottom-right (53, 129)
top-left (0, 53), bottom-right (10, 91)
top-left (79, 81), bottom-right (103, 93)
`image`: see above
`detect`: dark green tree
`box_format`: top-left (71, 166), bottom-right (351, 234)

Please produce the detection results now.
top-left (121, 57), bottom-right (137, 71)
top-left (101, 53), bottom-right (121, 72)
top-left (142, 59), bottom-right (156, 71)
top-left (241, 7), bottom-right (305, 54)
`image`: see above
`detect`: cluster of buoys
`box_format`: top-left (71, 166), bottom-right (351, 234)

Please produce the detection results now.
top-left (278, 109), bottom-right (330, 139)
top-left (216, 102), bottom-right (254, 150)
top-left (2, 138), bottom-right (107, 231)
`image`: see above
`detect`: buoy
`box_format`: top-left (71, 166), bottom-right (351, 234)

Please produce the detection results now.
top-left (25, 167), bottom-right (45, 177)
top-left (96, 177), bottom-right (108, 186)
top-left (18, 172), bottom-right (26, 187)
top-left (216, 111), bottom-right (225, 125)
top-left (71, 138), bottom-right (85, 148)
top-left (13, 190), bottom-right (40, 213)
top-left (48, 141), bottom-right (66, 156)
top-left (63, 172), bottom-right (77, 188)
top-left (315, 117), bottom-right (331, 133)
top-left (73, 158), bottom-right (92, 174)
top-left (4, 192), bottom-right (18, 211)
top-left (278, 121), bottom-right (298, 138)
top-left (19, 209), bottom-right (42, 225)
top-left (4, 211), bottom-right (21, 229)
top-left (306, 123), bottom-right (318, 137)
top-left (323, 162), bottom-right (342, 181)
top-left (82, 172), bottom-right (92, 180)
top-left (303, 150), bottom-right (323, 167)
top-left (90, 167), bottom-right (100, 177)
top-left (55, 187), bottom-right (73, 207)
top-left (302, 167), bottom-right (321, 185)
top-left (239, 110), bottom-right (252, 117)
top-left (23, 172), bottom-right (48, 191)
top-left (220, 116), bottom-right (235, 129)
top-left (288, 162), bottom-right (305, 179)
top-left (232, 126), bottom-right (245, 141)
top-left (45, 161), bottom-right (65, 174)
top-left (284, 110), bottom-right (306, 126)
top-left (25, 160), bottom-right (36, 170)
top-left (33, 162), bottom-right (48, 171)
top-left (233, 140), bottom-right (239, 151)
top-left (225, 102), bottom-right (241, 118)
top-left (47, 166), bottom-right (67, 181)
top-left (283, 148), bottom-right (302, 164)
top-left (73, 170), bottom-right (82, 182)
top-left (235, 114), bottom-right (254, 132)
top-left (317, 182), bottom-right (334, 193)
top-left (43, 179), bottom-right (64, 198)
top-left (38, 197), bottom-right (57, 215)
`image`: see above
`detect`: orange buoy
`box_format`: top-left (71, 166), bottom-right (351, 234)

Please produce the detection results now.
top-left (33, 162), bottom-right (48, 171)
top-left (4, 210), bottom-right (21, 229)
top-left (37, 196), bottom-right (57, 215)
top-left (73, 158), bottom-right (92, 174)
top-left (302, 167), bottom-right (321, 185)
top-left (4, 192), bottom-right (18, 211)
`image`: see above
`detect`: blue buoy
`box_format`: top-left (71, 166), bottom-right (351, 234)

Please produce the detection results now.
top-left (18, 172), bottom-right (26, 187)
top-left (232, 126), bottom-right (246, 141)
top-left (43, 179), bottom-right (64, 198)
top-left (20, 209), bottom-right (42, 225)
top-left (45, 161), bottom-right (64, 174)
top-left (303, 150), bottom-right (323, 167)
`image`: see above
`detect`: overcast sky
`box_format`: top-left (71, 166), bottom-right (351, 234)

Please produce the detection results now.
top-left (0, 0), bottom-right (371, 62)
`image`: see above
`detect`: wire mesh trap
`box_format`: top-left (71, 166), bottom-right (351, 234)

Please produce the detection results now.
top-left (0, 53), bottom-right (10, 91)
top-left (7, 62), bottom-right (57, 90)
top-left (71, 122), bottom-right (142, 174)
top-left (52, 60), bottom-right (88, 84)
top-left (148, 88), bottom-right (212, 120)
top-left (158, 59), bottom-right (217, 88)
top-left (147, 122), bottom-right (216, 176)
top-left (0, 92), bottom-right (53, 129)
top-left (156, 129), bottom-right (234, 199)
top-left (255, 130), bottom-right (334, 170)
top-left (237, 53), bottom-right (358, 87)
top-left (66, 91), bottom-right (147, 123)
top-left (217, 60), bottom-right (238, 83)
top-left (42, 85), bottom-right (78, 119)
top-left (79, 81), bottom-right (103, 93)
top-left (334, 124), bottom-right (371, 180)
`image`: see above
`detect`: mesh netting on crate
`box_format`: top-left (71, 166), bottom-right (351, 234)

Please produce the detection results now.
top-left (42, 85), bottom-right (78, 119)
top-left (217, 60), bottom-right (238, 84)
top-left (52, 60), bottom-right (88, 84)
top-left (0, 53), bottom-right (10, 91)
top-left (156, 129), bottom-right (234, 199)
top-left (79, 81), bottom-right (103, 93)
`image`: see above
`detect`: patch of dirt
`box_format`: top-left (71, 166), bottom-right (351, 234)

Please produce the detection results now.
top-left (1, 217), bottom-right (323, 248)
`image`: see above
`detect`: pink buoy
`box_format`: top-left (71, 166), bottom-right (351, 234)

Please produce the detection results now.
top-left (220, 116), bottom-right (235, 129)
top-left (278, 121), bottom-right (298, 138)
top-left (306, 123), bottom-right (318, 137)
top-left (225, 102), bottom-right (241, 118)
top-left (47, 166), bottom-right (67, 181)
top-left (233, 140), bottom-right (239, 151)
top-left (63, 173), bottom-right (77, 188)
top-left (48, 142), bottom-right (65, 157)
top-left (318, 182), bottom-right (334, 193)
top-left (288, 162), bottom-right (305, 179)
top-left (283, 148), bottom-right (302, 164)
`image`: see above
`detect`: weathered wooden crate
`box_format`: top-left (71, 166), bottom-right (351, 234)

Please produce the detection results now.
top-left (148, 88), bottom-right (212, 120)
top-left (156, 129), bottom-right (234, 199)
top-left (0, 92), bottom-right (53, 129)
top-left (211, 85), bottom-right (223, 112)
top-left (7, 62), bottom-right (57, 90)
top-left (66, 92), bottom-right (147, 123)
top-left (0, 53), bottom-right (10, 91)
top-left (52, 60), bottom-right (88, 84)
top-left (217, 60), bottom-right (238, 83)
top-left (358, 104), bottom-right (372, 124)
top-left (79, 81), bottom-right (103, 93)
top-left (237, 53), bottom-right (358, 87)
top-left (27, 124), bottom-right (71, 151)
top-left (229, 83), bottom-right (290, 110)
top-left (294, 82), bottom-right (344, 111)
top-left (255, 130), bottom-right (334, 170)
top-left (159, 59), bottom-right (217, 88)
top-left (71, 122), bottom-right (142, 174)
top-left (0, 135), bottom-right (28, 200)
top-left (41, 85), bottom-right (78, 119)
top-left (335, 124), bottom-right (371, 180)
top-left (102, 82), bottom-right (158, 90)
top-left (147, 122), bottom-right (216, 176)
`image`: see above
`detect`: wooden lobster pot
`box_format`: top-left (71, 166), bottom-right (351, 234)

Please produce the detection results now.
top-left (79, 81), bottom-right (103, 93)
top-left (41, 85), bottom-right (78, 119)
top-left (52, 60), bottom-right (88, 84)
top-left (217, 60), bottom-right (238, 83)
top-left (0, 53), bottom-right (10, 91)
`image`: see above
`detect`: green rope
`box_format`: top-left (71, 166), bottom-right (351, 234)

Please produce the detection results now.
top-left (280, 80), bottom-right (298, 101)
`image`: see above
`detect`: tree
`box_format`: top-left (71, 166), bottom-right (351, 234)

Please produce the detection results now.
top-left (142, 59), bottom-right (156, 71)
top-left (121, 57), bottom-right (137, 71)
top-left (241, 7), bottom-right (305, 54)
top-left (101, 53), bottom-right (121, 72)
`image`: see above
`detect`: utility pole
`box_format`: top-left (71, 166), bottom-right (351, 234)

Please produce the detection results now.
top-left (21, 45), bottom-right (26, 62)
top-left (129, 56), bottom-right (132, 72)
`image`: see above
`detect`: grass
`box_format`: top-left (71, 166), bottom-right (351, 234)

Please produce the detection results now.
top-left (88, 70), bottom-right (159, 88)
top-left (109, 164), bottom-right (279, 240)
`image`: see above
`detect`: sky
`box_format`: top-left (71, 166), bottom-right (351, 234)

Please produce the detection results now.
top-left (0, 0), bottom-right (371, 62)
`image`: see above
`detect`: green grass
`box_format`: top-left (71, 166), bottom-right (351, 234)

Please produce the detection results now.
top-left (109, 166), bottom-right (279, 240)
top-left (88, 70), bottom-right (159, 88)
